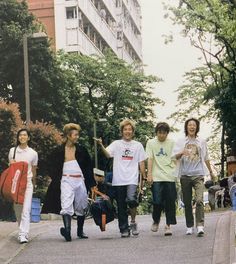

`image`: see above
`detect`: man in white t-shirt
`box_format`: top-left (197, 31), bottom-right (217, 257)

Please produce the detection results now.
top-left (95, 119), bottom-right (147, 237)
top-left (9, 129), bottom-right (38, 244)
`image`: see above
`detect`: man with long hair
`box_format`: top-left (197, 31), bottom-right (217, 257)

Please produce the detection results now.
top-left (42, 123), bottom-right (96, 241)
top-left (172, 118), bottom-right (214, 236)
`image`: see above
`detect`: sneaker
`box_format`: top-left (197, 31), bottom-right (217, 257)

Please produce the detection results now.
top-left (164, 225), bottom-right (172, 236)
top-left (121, 230), bottom-right (130, 238)
top-left (18, 235), bottom-right (28, 244)
top-left (197, 226), bottom-right (204, 237)
top-left (130, 222), bottom-right (139, 236)
top-left (186, 227), bottom-right (193, 235)
top-left (151, 222), bottom-right (159, 232)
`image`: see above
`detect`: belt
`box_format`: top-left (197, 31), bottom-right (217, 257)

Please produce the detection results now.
top-left (63, 174), bottom-right (82, 178)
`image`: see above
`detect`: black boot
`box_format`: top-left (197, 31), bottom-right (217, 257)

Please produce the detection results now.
top-left (60, 214), bottom-right (71, 242)
top-left (77, 215), bottom-right (88, 239)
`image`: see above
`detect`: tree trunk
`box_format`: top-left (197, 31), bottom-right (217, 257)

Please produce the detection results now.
top-left (220, 121), bottom-right (225, 178)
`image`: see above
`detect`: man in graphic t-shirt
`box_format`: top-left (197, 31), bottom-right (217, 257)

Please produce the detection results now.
top-left (172, 118), bottom-right (215, 237)
top-left (95, 119), bottom-right (147, 237)
top-left (146, 122), bottom-right (177, 236)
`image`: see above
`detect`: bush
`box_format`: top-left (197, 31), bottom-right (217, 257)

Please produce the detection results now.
top-left (25, 121), bottom-right (63, 199)
top-left (0, 100), bottom-right (22, 220)
top-left (26, 121), bottom-right (62, 174)
top-left (0, 100), bottom-right (63, 217)
top-left (0, 100), bottom-right (22, 171)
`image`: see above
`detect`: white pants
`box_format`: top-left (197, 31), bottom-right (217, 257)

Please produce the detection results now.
top-left (60, 176), bottom-right (88, 216)
top-left (19, 178), bottom-right (33, 237)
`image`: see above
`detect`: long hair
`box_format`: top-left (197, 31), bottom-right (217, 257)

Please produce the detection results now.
top-left (184, 118), bottom-right (200, 136)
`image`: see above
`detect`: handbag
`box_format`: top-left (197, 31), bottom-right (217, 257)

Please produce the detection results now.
top-left (0, 147), bottom-right (28, 204)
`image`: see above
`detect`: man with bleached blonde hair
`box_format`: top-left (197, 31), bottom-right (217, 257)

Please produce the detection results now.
top-left (95, 119), bottom-right (147, 237)
top-left (42, 123), bottom-right (97, 241)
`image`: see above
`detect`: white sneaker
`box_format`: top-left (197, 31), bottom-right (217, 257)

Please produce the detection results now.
top-left (197, 226), bottom-right (204, 236)
top-left (18, 235), bottom-right (28, 244)
top-left (164, 225), bottom-right (172, 236)
top-left (186, 227), bottom-right (193, 235)
top-left (151, 222), bottom-right (159, 232)
top-left (130, 222), bottom-right (139, 236)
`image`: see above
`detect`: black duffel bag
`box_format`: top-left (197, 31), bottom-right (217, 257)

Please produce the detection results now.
top-left (90, 195), bottom-right (115, 231)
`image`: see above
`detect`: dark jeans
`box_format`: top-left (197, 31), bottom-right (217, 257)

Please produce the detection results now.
top-left (152, 182), bottom-right (177, 225)
top-left (180, 175), bottom-right (204, 227)
top-left (114, 185), bottom-right (138, 233)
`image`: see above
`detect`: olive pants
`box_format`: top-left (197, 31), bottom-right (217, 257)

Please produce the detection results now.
top-left (180, 176), bottom-right (204, 228)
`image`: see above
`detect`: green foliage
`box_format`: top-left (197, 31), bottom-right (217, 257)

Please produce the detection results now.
top-left (0, 0), bottom-right (68, 126)
top-left (0, 100), bottom-right (63, 203)
top-left (166, 0), bottom-right (236, 155)
top-left (26, 121), bottom-right (63, 176)
top-left (0, 100), bottom-right (22, 171)
top-left (58, 50), bottom-right (162, 145)
top-left (137, 184), bottom-right (152, 215)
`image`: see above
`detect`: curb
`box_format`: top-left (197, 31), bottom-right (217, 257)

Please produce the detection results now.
top-left (212, 211), bottom-right (235, 264)
top-left (0, 221), bottom-right (52, 264)
top-left (230, 211), bottom-right (235, 264)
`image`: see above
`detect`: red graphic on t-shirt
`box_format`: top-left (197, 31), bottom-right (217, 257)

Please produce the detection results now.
top-left (122, 149), bottom-right (134, 160)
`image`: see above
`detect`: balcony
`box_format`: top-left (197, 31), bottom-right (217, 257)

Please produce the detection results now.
top-left (101, 0), bottom-right (117, 20)
top-left (121, 48), bottom-right (134, 64)
top-left (65, 28), bottom-right (103, 56)
top-left (122, 0), bottom-right (141, 31)
top-left (78, 0), bottom-right (118, 55)
top-left (123, 23), bottom-right (142, 60)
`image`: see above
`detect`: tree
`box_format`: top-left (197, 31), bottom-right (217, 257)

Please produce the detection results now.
top-left (59, 50), bottom-right (162, 141)
top-left (55, 51), bottom-right (162, 168)
top-left (0, 100), bottom-right (63, 218)
top-left (166, 0), bottom-right (236, 175)
top-left (0, 0), bottom-right (68, 126)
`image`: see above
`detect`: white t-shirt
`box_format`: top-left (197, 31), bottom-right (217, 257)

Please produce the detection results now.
top-left (8, 146), bottom-right (38, 178)
top-left (172, 136), bottom-right (209, 177)
top-left (106, 139), bottom-right (147, 186)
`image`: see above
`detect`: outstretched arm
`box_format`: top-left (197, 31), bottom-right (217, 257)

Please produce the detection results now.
top-left (93, 137), bottom-right (111, 158)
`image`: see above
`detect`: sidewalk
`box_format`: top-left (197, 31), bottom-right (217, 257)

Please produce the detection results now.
top-left (0, 220), bottom-right (55, 264)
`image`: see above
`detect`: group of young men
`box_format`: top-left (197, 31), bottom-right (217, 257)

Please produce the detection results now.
top-left (10, 117), bottom-right (215, 244)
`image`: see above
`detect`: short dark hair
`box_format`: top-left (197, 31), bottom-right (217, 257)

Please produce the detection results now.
top-left (16, 128), bottom-right (31, 145)
top-left (184, 118), bottom-right (200, 136)
top-left (155, 122), bottom-right (170, 134)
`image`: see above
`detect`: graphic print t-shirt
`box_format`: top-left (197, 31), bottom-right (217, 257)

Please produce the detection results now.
top-left (106, 140), bottom-right (147, 186)
top-left (146, 138), bottom-right (176, 182)
top-left (181, 139), bottom-right (204, 176)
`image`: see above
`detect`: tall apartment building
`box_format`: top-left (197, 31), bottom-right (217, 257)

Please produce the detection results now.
top-left (26, 0), bottom-right (142, 64)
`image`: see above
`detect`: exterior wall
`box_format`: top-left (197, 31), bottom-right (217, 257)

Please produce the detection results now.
top-left (27, 0), bottom-right (56, 49)
top-left (26, 0), bottom-right (142, 63)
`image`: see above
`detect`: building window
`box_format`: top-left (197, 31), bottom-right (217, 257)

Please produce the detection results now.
top-left (116, 0), bottom-right (121, 7)
top-left (66, 7), bottom-right (77, 19)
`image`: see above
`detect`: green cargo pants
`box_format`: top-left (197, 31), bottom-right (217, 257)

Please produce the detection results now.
top-left (180, 175), bottom-right (204, 228)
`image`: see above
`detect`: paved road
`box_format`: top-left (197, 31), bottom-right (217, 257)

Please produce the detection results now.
top-left (1, 211), bottom-right (234, 264)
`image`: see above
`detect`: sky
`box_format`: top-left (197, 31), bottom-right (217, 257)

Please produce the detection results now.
top-left (139, 0), bottom-right (211, 138)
